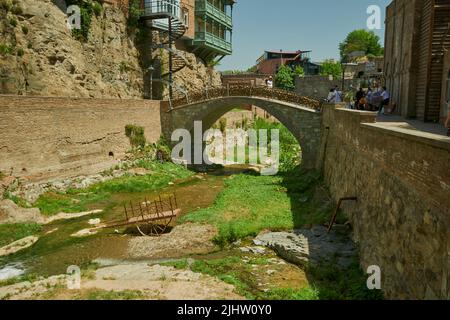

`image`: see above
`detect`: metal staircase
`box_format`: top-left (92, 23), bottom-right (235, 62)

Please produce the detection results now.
top-left (140, 0), bottom-right (189, 100)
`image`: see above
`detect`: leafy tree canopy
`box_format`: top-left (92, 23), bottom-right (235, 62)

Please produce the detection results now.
top-left (275, 65), bottom-right (295, 90)
top-left (293, 66), bottom-right (305, 77)
top-left (339, 29), bottom-right (383, 61)
top-left (320, 59), bottom-right (342, 79)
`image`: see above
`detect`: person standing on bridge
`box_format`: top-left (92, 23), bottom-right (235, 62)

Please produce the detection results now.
top-left (266, 76), bottom-right (274, 89)
top-left (327, 88), bottom-right (336, 103)
top-left (379, 86), bottom-right (390, 115)
top-left (334, 85), bottom-right (343, 103)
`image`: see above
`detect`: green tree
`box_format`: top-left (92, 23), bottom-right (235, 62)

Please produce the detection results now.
top-left (275, 65), bottom-right (294, 90)
top-left (339, 29), bottom-right (383, 60)
top-left (320, 59), bottom-right (343, 79)
top-left (293, 66), bottom-right (305, 77)
top-left (247, 65), bottom-right (257, 73)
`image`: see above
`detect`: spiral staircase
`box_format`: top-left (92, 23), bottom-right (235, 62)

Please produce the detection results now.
top-left (140, 0), bottom-right (190, 100)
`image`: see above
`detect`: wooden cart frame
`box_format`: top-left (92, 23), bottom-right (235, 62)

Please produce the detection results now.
top-left (100, 194), bottom-right (180, 236)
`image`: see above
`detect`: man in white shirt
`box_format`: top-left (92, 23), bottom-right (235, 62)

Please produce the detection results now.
top-left (379, 86), bottom-right (390, 115)
top-left (327, 88), bottom-right (336, 103)
top-left (266, 76), bottom-right (274, 89)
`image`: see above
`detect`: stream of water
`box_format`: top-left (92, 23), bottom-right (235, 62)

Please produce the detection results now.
top-left (0, 166), bottom-right (254, 280)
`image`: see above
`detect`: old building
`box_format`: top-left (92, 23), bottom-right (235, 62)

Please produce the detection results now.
top-left (255, 50), bottom-right (320, 75)
top-left (142, 0), bottom-right (234, 61)
top-left (384, 0), bottom-right (450, 123)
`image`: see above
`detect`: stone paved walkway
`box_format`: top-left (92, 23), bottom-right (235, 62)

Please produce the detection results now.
top-left (377, 114), bottom-right (448, 137)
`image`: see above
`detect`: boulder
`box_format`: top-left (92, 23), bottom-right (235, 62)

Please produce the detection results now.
top-left (0, 236), bottom-right (39, 257)
top-left (0, 199), bottom-right (45, 224)
top-left (254, 226), bottom-right (357, 268)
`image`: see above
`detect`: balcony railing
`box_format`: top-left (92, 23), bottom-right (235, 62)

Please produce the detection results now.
top-left (194, 32), bottom-right (232, 54)
top-left (143, 0), bottom-right (181, 19)
top-left (195, 0), bottom-right (232, 28)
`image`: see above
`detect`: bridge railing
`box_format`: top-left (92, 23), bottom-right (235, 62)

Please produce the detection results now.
top-left (170, 85), bottom-right (322, 111)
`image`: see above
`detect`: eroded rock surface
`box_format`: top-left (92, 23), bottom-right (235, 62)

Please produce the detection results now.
top-left (0, 199), bottom-right (45, 224)
top-left (0, 236), bottom-right (39, 257)
top-left (254, 226), bottom-right (357, 268)
top-left (0, 0), bottom-right (221, 98)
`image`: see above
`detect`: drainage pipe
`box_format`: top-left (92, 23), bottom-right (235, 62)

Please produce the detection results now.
top-left (327, 197), bottom-right (358, 233)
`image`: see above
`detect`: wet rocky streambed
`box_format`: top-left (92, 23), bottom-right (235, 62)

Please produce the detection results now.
top-left (0, 165), bottom-right (379, 300)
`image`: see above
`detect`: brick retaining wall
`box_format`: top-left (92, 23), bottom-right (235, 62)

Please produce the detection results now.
top-left (320, 103), bottom-right (450, 299)
top-left (0, 95), bottom-right (162, 182)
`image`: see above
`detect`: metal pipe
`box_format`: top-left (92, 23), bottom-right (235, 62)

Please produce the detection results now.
top-left (327, 197), bottom-right (358, 233)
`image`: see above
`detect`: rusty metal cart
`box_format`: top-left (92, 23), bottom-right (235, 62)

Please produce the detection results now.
top-left (99, 194), bottom-right (180, 237)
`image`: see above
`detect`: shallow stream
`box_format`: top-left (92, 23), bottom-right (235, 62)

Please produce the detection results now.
top-left (0, 166), bottom-right (253, 279)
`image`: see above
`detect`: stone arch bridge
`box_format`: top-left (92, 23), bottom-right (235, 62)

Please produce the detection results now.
top-left (164, 86), bottom-right (324, 168)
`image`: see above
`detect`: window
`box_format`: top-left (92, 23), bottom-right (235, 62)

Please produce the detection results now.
top-left (182, 8), bottom-right (189, 27)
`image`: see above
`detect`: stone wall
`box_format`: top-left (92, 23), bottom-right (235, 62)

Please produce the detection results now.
top-left (320, 103), bottom-right (450, 300)
top-left (0, 95), bottom-right (163, 183)
top-left (295, 76), bottom-right (359, 100)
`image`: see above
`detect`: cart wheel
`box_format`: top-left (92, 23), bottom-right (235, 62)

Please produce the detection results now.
top-left (136, 216), bottom-right (173, 237)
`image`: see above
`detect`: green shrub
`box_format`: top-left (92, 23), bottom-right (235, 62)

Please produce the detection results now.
top-left (119, 61), bottom-right (130, 73)
top-left (128, 0), bottom-right (143, 29)
top-left (91, 1), bottom-right (103, 16)
top-left (66, 0), bottom-right (103, 42)
top-left (0, 43), bottom-right (13, 55)
top-left (21, 26), bottom-right (28, 34)
top-left (275, 65), bottom-right (295, 91)
top-left (16, 48), bottom-right (24, 57)
top-left (0, 0), bottom-right (13, 12)
top-left (125, 124), bottom-right (146, 149)
top-left (9, 18), bottom-right (17, 27)
top-left (10, 3), bottom-right (22, 14)
top-left (219, 118), bottom-right (227, 133)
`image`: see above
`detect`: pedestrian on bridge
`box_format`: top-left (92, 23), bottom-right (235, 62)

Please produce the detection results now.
top-left (266, 76), bottom-right (274, 89)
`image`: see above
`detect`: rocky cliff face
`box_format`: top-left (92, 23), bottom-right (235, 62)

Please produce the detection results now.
top-left (0, 0), bottom-right (220, 98)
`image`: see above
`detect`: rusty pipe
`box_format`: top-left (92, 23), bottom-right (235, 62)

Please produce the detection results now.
top-left (327, 197), bottom-right (358, 233)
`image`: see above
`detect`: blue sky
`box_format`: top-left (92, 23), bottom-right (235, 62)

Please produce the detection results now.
top-left (218, 0), bottom-right (391, 71)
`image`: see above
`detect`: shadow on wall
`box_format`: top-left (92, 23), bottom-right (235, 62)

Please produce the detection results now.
top-left (279, 166), bottom-right (384, 300)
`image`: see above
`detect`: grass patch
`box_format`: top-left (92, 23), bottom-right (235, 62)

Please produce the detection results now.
top-left (125, 124), bottom-right (146, 149)
top-left (306, 258), bottom-right (384, 300)
top-left (160, 259), bottom-right (189, 270)
top-left (190, 256), bottom-right (318, 300)
top-left (0, 273), bottom-right (41, 288)
top-left (181, 167), bottom-right (329, 246)
top-left (252, 117), bottom-right (301, 172)
top-left (34, 161), bottom-right (193, 216)
top-left (260, 287), bottom-right (319, 300)
top-left (0, 223), bottom-right (42, 247)
top-left (0, 43), bottom-right (13, 55)
top-left (86, 289), bottom-right (144, 300)
top-left (3, 192), bottom-right (29, 208)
